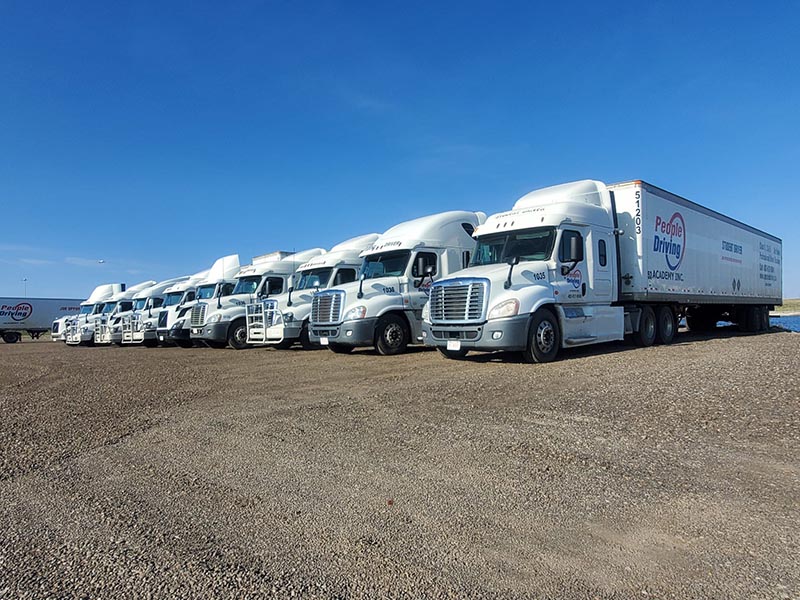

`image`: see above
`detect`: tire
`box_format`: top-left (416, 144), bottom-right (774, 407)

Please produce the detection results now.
top-left (438, 347), bottom-right (469, 360)
top-left (227, 319), bottom-right (250, 350)
top-left (633, 305), bottom-right (657, 347)
top-left (328, 343), bottom-right (353, 354)
top-left (299, 323), bottom-right (319, 350)
top-left (761, 306), bottom-right (771, 331)
top-left (655, 305), bottom-right (677, 345)
top-left (2, 331), bottom-right (21, 344)
top-left (274, 338), bottom-right (294, 350)
top-left (375, 314), bottom-right (409, 356)
top-left (142, 338), bottom-right (159, 348)
top-left (522, 309), bottom-right (560, 363)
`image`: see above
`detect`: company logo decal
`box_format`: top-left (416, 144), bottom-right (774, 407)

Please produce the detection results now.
top-left (1, 302), bottom-right (33, 321)
top-left (565, 269), bottom-right (582, 289)
top-left (653, 212), bottom-right (686, 271)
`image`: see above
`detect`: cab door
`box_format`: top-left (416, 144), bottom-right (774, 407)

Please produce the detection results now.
top-left (554, 228), bottom-right (590, 305)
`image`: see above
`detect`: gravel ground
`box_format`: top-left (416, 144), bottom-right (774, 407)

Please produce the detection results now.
top-left (1, 328), bottom-right (798, 599)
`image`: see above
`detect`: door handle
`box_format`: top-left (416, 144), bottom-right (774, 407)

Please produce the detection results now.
top-left (581, 283), bottom-right (586, 297)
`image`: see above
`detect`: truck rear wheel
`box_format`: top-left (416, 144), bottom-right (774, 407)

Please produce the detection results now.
top-left (633, 306), bottom-right (657, 347)
top-left (227, 319), bottom-right (250, 350)
top-left (655, 306), bottom-right (677, 345)
top-left (522, 309), bottom-right (560, 363)
top-left (2, 332), bottom-right (21, 344)
top-left (375, 314), bottom-right (409, 356)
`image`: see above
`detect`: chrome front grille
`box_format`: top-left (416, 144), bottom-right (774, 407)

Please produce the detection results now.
top-left (311, 291), bottom-right (343, 324)
top-left (190, 303), bottom-right (207, 327)
top-left (429, 279), bottom-right (488, 323)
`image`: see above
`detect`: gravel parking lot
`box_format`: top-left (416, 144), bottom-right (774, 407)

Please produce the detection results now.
top-left (1, 329), bottom-right (798, 599)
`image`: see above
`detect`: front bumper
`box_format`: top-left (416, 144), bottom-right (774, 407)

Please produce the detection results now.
top-left (190, 322), bottom-right (229, 343)
top-left (310, 317), bottom-right (378, 348)
top-left (265, 321), bottom-right (302, 343)
top-left (422, 314), bottom-right (530, 352)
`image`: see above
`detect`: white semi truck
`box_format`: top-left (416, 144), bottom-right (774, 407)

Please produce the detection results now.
top-left (190, 249), bottom-right (325, 349)
top-left (65, 283), bottom-right (126, 346)
top-left (120, 277), bottom-right (189, 346)
top-left (93, 281), bottom-right (157, 345)
top-left (157, 255), bottom-right (241, 347)
top-left (309, 210), bottom-right (486, 355)
top-left (154, 270), bottom-right (210, 346)
top-left (0, 297), bottom-right (82, 343)
top-left (245, 234), bottom-right (379, 349)
top-left (422, 180), bottom-right (783, 362)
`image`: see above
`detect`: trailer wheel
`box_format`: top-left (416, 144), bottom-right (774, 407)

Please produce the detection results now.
top-left (760, 306), bottom-right (771, 331)
top-left (227, 319), bottom-right (251, 350)
top-left (375, 314), bottom-right (409, 356)
top-left (655, 306), bottom-right (677, 345)
top-left (633, 306), bottom-right (657, 347)
top-left (328, 343), bottom-right (354, 354)
top-left (2, 332), bottom-right (21, 344)
top-left (438, 347), bottom-right (469, 360)
top-left (522, 309), bottom-right (560, 363)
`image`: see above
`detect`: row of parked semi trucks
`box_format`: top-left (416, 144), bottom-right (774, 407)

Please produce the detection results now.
top-left (48, 179), bottom-right (782, 362)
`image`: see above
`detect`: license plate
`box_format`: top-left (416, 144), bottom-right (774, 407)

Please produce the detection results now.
top-left (192, 328), bottom-right (200, 334)
top-left (447, 340), bottom-right (462, 351)
top-left (320, 337), bottom-right (329, 346)
top-left (159, 335), bottom-right (164, 341)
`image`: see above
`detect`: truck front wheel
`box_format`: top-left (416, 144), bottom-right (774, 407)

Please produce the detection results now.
top-left (438, 347), bottom-right (469, 360)
top-left (522, 309), bottom-right (560, 363)
top-left (375, 314), bottom-right (409, 356)
top-left (655, 306), bottom-right (677, 345)
top-left (2, 332), bottom-right (21, 344)
top-left (633, 306), bottom-right (657, 347)
top-left (227, 319), bottom-right (250, 350)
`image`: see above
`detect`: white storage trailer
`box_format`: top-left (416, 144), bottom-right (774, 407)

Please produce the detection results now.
top-left (1, 298), bottom-right (82, 343)
top-left (423, 180), bottom-right (782, 362)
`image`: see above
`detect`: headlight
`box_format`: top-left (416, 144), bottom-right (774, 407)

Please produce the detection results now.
top-left (488, 298), bottom-right (520, 320)
top-left (344, 306), bottom-right (367, 320)
top-left (208, 313), bottom-right (229, 323)
top-left (144, 321), bottom-right (155, 329)
top-left (421, 301), bottom-right (430, 322)
top-left (283, 312), bottom-right (293, 322)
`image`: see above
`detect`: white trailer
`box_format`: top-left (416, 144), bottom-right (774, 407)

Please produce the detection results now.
top-left (423, 180), bottom-right (782, 362)
top-left (246, 234), bottom-right (379, 348)
top-left (190, 249), bottom-right (325, 349)
top-left (0, 298), bottom-right (82, 343)
top-left (309, 210), bottom-right (486, 355)
top-left (64, 283), bottom-right (126, 346)
top-left (158, 254), bottom-right (241, 347)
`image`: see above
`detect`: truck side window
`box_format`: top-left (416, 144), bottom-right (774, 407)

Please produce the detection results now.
top-left (462, 251), bottom-right (471, 269)
top-left (220, 283), bottom-right (235, 296)
top-left (559, 230), bottom-right (584, 262)
top-left (412, 252), bottom-right (438, 277)
top-left (334, 268), bottom-right (357, 285)
top-left (263, 277), bottom-right (283, 295)
top-left (185, 291), bottom-right (195, 302)
top-left (598, 239), bottom-right (607, 267)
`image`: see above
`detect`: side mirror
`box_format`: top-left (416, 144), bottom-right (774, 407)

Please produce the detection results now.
top-left (568, 236), bottom-right (584, 262)
top-left (360, 273), bottom-right (366, 281)
top-left (506, 255), bottom-right (520, 266)
top-left (424, 264), bottom-right (435, 276)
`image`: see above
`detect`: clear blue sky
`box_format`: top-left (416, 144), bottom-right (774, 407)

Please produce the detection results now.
top-left (2, 1), bottom-right (798, 298)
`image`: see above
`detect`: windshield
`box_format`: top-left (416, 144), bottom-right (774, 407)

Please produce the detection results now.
top-left (102, 302), bottom-right (117, 314)
top-left (79, 305), bottom-right (93, 315)
top-left (361, 250), bottom-right (411, 279)
top-left (196, 285), bottom-right (216, 299)
top-left (133, 298), bottom-right (146, 311)
top-left (93, 304), bottom-right (105, 314)
top-left (163, 292), bottom-right (183, 307)
top-left (471, 227), bottom-right (556, 266)
top-left (295, 268), bottom-right (333, 290)
top-left (233, 276), bottom-right (261, 295)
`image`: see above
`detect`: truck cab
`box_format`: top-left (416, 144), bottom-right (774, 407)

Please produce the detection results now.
top-left (190, 249), bottom-right (324, 349)
top-left (309, 211), bottom-right (486, 355)
top-left (246, 234), bottom-right (379, 349)
top-left (95, 281), bottom-right (156, 345)
top-left (120, 277), bottom-right (190, 346)
top-left (65, 283), bottom-right (125, 346)
top-left (160, 255), bottom-right (241, 348)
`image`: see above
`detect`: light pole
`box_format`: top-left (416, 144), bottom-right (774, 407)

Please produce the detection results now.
top-left (22, 278), bottom-right (28, 297)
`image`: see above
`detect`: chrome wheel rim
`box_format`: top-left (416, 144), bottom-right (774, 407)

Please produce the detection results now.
top-left (536, 320), bottom-right (555, 354)
top-left (234, 327), bottom-right (247, 344)
top-left (384, 323), bottom-right (403, 347)
top-left (646, 315), bottom-right (656, 339)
